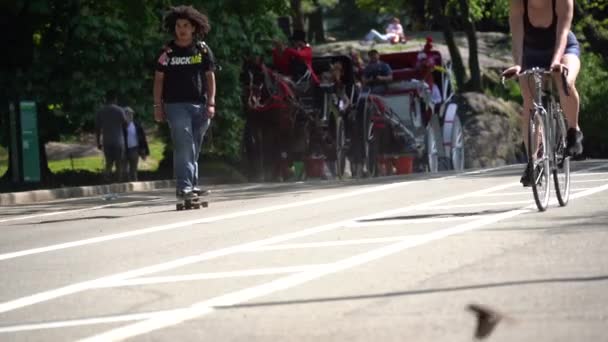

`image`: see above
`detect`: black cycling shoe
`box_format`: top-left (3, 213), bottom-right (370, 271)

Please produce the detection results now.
top-left (566, 128), bottom-right (583, 156)
top-left (520, 164), bottom-right (533, 187)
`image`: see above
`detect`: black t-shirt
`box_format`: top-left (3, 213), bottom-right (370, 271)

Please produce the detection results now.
top-left (155, 41), bottom-right (216, 103)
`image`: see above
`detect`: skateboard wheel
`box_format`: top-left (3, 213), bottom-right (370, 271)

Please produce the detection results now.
top-left (202, 202), bottom-right (208, 208)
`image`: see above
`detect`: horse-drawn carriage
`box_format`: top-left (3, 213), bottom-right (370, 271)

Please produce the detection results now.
top-left (241, 53), bottom-right (356, 181)
top-left (241, 48), bottom-right (464, 181)
top-left (353, 50), bottom-right (465, 176)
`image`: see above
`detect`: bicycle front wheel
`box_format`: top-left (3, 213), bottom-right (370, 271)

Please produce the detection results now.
top-left (528, 110), bottom-right (551, 211)
top-left (553, 109), bottom-right (571, 206)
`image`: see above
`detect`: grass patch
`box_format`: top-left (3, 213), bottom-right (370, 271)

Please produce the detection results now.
top-left (145, 138), bottom-right (165, 171)
top-left (48, 155), bottom-right (105, 173)
top-left (0, 145), bottom-right (7, 177)
top-left (44, 134), bottom-right (167, 174)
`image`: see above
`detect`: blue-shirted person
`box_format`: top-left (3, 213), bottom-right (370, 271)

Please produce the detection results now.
top-left (362, 49), bottom-right (393, 94)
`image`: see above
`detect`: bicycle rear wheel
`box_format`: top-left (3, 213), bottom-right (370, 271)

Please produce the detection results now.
top-left (528, 110), bottom-right (551, 211)
top-left (553, 109), bottom-right (570, 206)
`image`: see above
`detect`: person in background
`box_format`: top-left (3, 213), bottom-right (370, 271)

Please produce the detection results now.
top-left (361, 17), bottom-right (407, 45)
top-left (96, 91), bottom-right (127, 182)
top-left (416, 37), bottom-right (442, 104)
top-left (272, 30), bottom-right (320, 85)
top-left (362, 49), bottom-right (393, 93)
top-left (123, 107), bottom-right (149, 182)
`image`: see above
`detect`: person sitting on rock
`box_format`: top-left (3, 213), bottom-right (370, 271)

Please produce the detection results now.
top-left (361, 17), bottom-right (407, 45)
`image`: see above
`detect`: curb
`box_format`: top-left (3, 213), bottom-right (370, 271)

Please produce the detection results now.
top-left (0, 179), bottom-right (176, 206)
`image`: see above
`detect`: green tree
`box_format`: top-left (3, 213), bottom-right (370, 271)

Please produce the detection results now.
top-left (1, 0), bottom-right (288, 187)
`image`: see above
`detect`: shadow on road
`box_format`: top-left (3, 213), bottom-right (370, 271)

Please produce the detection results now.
top-left (217, 275), bottom-right (608, 310)
top-left (357, 209), bottom-right (510, 223)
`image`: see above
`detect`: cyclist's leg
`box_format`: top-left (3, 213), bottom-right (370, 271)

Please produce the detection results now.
top-left (519, 75), bottom-right (535, 185)
top-left (559, 32), bottom-right (583, 155)
top-left (519, 76), bottom-right (535, 151)
top-left (557, 53), bottom-right (580, 131)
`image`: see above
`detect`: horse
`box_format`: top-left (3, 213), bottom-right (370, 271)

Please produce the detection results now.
top-left (240, 57), bottom-right (305, 181)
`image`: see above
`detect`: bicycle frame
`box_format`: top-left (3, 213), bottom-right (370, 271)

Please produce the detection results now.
top-left (521, 67), bottom-right (567, 173)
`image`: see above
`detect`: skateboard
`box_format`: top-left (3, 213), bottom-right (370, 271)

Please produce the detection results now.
top-left (176, 196), bottom-right (209, 210)
top-left (176, 195), bottom-right (209, 211)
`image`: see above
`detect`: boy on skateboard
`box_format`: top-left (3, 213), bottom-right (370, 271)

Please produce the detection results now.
top-left (153, 5), bottom-right (216, 203)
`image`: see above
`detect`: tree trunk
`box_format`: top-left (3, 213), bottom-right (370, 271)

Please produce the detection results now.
top-left (457, 0), bottom-right (482, 91)
top-left (411, 0), bottom-right (427, 30)
top-left (430, 0), bottom-right (467, 90)
top-left (307, 1), bottom-right (325, 43)
top-left (290, 0), bottom-right (305, 31)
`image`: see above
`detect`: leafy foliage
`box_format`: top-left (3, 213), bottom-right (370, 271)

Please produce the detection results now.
top-left (577, 52), bottom-right (608, 157)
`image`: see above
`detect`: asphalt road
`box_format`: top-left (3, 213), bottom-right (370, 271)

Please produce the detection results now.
top-left (1, 160), bottom-right (607, 342)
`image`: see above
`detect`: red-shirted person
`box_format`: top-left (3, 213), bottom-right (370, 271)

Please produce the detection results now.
top-left (272, 40), bottom-right (290, 75)
top-left (416, 37), bottom-right (442, 104)
top-left (272, 30), bottom-right (319, 85)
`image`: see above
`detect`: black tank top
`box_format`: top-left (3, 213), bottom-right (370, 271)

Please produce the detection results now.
top-left (523, 0), bottom-right (557, 50)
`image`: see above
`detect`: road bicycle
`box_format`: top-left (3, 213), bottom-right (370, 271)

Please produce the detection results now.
top-left (503, 67), bottom-right (571, 211)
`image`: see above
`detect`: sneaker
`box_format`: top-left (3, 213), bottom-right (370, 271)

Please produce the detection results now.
top-left (192, 187), bottom-right (209, 196)
top-left (520, 164), bottom-right (533, 187)
top-left (176, 189), bottom-right (197, 200)
top-left (566, 128), bottom-right (583, 156)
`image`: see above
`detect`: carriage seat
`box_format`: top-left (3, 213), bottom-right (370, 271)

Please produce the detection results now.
top-left (380, 51), bottom-right (442, 82)
top-left (391, 68), bottom-right (420, 82)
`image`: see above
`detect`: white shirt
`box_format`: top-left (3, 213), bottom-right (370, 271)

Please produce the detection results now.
top-left (126, 122), bottom-right (138, 148)
top-left (386, 23), bottom-right (403, 35)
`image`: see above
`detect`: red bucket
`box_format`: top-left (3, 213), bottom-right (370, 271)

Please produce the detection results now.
top-left (305, 157), bottom-right (325, 178)
top-left (394, 155), bottom-right (414, 174)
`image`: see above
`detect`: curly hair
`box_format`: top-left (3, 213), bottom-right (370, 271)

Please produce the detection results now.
top-left (163, 5), bottom-right (210, 39)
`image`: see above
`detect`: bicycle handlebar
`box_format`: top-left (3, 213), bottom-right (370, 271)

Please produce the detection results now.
top-left (501, 67), bottom-right (570, 97)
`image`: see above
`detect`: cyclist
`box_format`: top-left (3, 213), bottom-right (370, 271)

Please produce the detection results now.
top-left (503, 0), bottom-right (583, 186)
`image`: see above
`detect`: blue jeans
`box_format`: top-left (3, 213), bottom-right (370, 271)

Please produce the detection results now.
top-left (165, 103), bottom-right (210, 193)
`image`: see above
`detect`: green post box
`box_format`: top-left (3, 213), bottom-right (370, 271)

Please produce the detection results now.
top-left (19, 101), bottom-right (40, 182)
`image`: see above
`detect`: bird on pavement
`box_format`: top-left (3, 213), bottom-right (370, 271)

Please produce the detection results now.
top-left (467, 303), bottom-right (507, 340)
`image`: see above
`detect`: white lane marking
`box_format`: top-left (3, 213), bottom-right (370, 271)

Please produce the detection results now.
top-left (463, 164), bottom-right (523, 175)
top-left (0, 309), bottom-right (183, 333)
top-left (572, 172), bottom-right (608, 177)
top-left (0, 164), bottom-right (512, 226)
top-left (245, 236), bottom-right (421, 252)
top-left (0, 164), bottom-right (518, 261)
top-left (571, 178), bottom-right (608, 183)
top-left (428, 200), bottom-right (533, 209)
top-left (0, 181), bottom-right (517, 315)
top-left (97, 265), bottom-right (327, 288)
top-left (0, 200), bottom-right (152, 224)
top-left (1, 165), bottom-right (606, 335)
top-left (0, 179), bottom-right (429, 261)
top-left (477, 188), bottom-right (594, 197)
top-left (476, 192), bottom-right (529, 197)
top-left (77, 180), bottom-right (608, 342)
top-left (345, 215), bottom-right (480, 226)
top-left (78, 208), bottom-right (532, 342)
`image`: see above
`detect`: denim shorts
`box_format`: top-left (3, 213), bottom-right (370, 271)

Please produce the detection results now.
top-left (522, 31), bottom-right (580, 70)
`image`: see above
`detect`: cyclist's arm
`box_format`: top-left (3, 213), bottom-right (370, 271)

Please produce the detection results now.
top-left (552, 0), bottom-right (574, 66)
top-left (509, 0), bottom-right (525, 66)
